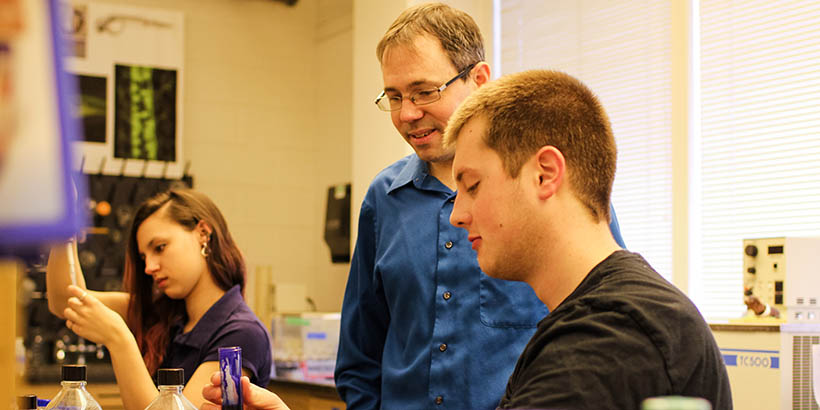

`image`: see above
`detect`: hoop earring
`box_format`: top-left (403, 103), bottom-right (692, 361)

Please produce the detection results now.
top-left (200, 242), bottom-right (210, 257)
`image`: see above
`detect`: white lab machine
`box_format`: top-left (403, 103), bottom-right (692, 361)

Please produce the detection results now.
top-left (742, 237), bottom-right (820, 322)
top-left (739, 237), bottom-right (820, 409)
top-left (270, 312), bottom-right (341, 384)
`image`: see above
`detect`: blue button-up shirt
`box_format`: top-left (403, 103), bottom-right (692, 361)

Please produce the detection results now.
top-left (335, 154), bottom-right (625, 410)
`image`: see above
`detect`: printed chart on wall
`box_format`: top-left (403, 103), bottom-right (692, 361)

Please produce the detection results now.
top-left (0, 0), bottom-right (84, 246)
top-left (63, 1), bottom-right (184, 178)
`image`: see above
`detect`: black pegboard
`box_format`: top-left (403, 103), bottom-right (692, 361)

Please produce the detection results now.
top-left (79, 174), bottom-right (193, 291)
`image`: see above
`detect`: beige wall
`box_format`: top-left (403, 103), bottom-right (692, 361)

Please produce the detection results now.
top-left (89, 0), bottom-right (352, 313)
top-left (313, 0), bottom-right (355, 312)
top-left (351, 0), bottom-right (410, 241)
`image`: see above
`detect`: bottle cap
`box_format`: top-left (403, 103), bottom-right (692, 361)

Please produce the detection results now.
top-left (61, 364), bottom-right (87, 381)
top-left (642, 396), bottom-right (711, 410)
top-left (17, 395), bottom-right (37, 409)
top-left (157, 368), bottom-right (185, 386)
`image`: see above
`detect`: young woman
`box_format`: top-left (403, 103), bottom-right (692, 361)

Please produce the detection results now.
top-left (47, 188), bottom-right (272, 410)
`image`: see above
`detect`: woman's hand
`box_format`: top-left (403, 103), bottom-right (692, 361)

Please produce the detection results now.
top-left (200, 372), bottom-right (290, 410)
top-left (62, 285), bottom-right (131, 348)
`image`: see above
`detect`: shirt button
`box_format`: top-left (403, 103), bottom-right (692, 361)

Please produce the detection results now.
top-left (439, 343), bottom-right (447, 352)
top-left (445, 241), bottom-right (453, 249)
top-left (435, 396), bottom-right (444, 405)
top-left (443, 291), bottom-right (451, 300)
top-left (449, 198), bottom-right (455, 203)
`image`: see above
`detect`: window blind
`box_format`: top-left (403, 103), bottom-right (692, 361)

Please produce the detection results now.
top-left (499, 0), bottom-right (675, 281)
top-left (696, 0), bottom-right (820, 318)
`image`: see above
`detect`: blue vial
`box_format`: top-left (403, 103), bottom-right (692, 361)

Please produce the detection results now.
top-left (219, 346), bottom-right (243, 410)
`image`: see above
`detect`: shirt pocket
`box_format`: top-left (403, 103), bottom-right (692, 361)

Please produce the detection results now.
top-left (480, 274), bottom-right (547, 328)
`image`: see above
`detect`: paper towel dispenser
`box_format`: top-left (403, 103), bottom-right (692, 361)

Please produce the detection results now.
top-left (324, 183), bottom-right (350, 263)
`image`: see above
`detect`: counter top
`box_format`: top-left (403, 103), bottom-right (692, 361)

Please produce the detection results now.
top-left (269, 377), bottom-right (338, 394)
top-left (708, 322), bottom-right (780, 332)
top-left (17, 382), bottom-right (124, 410)
top-left (268, 377), bottom-right (345, 409)
top-left (20, 377), bottom-right (343, 410)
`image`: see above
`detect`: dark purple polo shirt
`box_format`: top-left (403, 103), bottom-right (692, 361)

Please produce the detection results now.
top-left (160, 285), bottom-right (272, 387)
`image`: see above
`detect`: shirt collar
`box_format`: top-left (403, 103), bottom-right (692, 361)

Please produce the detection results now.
top-left (172, 285), bottom-right (243, 348)
top-left (387, 154), bottom-right (452, 195)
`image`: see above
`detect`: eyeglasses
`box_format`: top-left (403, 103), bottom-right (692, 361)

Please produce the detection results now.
top-left (375, 63), bottom-right (477, 112)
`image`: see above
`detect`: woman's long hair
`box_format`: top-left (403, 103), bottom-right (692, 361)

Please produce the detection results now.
top-left (122, 188), bottom-right (246, 375)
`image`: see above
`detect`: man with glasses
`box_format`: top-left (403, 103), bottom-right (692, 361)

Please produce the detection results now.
top-left (334, 4), bottom-right (625, 410)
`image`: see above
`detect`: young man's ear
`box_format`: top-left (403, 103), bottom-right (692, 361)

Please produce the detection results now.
top-left (534, 146), bottom-right (565, 201)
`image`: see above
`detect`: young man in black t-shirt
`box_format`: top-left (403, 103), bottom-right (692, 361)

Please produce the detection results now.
top-left (444, 69), bottom-right (732, 410)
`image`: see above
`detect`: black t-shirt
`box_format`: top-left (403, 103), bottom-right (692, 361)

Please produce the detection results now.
top-left (497, 251), bottom-right (732, 410)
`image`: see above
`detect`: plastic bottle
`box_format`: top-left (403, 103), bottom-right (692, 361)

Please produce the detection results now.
top-left (144, 368), bottom-right (196, 410)
top-left (17, 395), bottom-right (37, 410)
top-left (45, 364), bottom-right (102, 410)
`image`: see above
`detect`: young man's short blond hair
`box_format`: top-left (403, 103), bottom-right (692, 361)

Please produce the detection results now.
top-left (444, 69), bottom-right (616, 222)
top-left (376, 2), bottom-right (484, 73)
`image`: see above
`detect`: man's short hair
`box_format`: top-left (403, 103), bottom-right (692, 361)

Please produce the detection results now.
top-left (444, 70), bottom-right (616, 222)
top-left (377, 2), bottom-right (484, 73)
